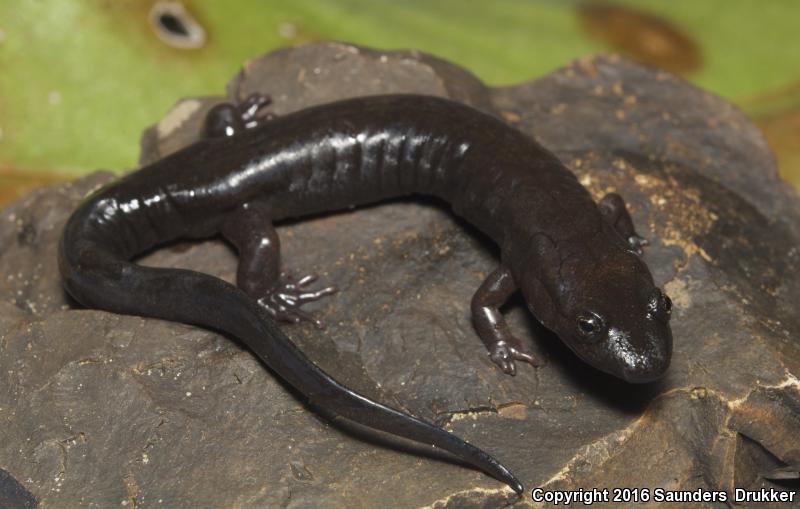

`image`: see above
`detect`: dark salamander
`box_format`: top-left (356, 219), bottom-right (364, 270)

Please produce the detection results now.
top-left (59, 94), bottom-right (673, 494)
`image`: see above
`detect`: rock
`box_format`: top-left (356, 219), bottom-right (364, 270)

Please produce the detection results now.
top-left (1, 42), bottom-right (798, 508)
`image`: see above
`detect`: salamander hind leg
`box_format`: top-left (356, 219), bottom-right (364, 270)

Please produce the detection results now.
top-left (471, 266), bottom-right (540, 376)
top-left (203, 93), bottom-right (275, 138)
top-left (598, 192), bottom-right (649, 254)
top-left (221, 202), bottom-right (336, 328)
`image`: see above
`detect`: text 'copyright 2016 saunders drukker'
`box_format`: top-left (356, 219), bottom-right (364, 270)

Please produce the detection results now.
top-left (530, 487), bottom-right (797, 505)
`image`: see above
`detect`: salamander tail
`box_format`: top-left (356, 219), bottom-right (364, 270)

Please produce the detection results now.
top-left (59, 242), bottom-right (523, 494)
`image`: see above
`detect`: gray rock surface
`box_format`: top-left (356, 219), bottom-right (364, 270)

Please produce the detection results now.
top-left (1, 42), bottom-right (798, 508)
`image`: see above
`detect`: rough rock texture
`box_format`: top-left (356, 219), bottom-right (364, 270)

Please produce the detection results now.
top-left (2, 42), bottom-right (799, 508)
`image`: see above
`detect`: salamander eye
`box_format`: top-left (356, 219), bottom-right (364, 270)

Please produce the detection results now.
top-left (576, 311), bottom-right (605, 339)
top-left (648, 289), bottom-right (672, 322)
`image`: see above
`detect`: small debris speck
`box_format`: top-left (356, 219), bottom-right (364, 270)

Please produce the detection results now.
top-left (277, 22), bottom-right (297, 39)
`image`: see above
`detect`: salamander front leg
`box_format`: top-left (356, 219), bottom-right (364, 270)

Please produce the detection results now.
top-left (221, 202), bottom-right (336, 328)
top-left (598, 192), bottom-right (649, 254)
top-left (471, 266), bottom-right (539, 375)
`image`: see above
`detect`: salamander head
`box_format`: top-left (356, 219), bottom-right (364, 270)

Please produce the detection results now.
top-left (523, 246), bottom-right (673, 383)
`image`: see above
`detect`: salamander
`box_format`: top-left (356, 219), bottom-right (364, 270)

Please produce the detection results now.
top-left (58, 94), bottom-right (673, 494)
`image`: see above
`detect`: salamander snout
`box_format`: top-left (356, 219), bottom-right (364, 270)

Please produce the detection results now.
top-left (602, 287), bottom-right (673, 383)
top-left (608, 324), bottom-right (672, 383)
top-left (565, 287), bottom-right (673, 383)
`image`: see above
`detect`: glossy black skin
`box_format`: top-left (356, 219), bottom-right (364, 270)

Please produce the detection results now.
top-left (59, 94), bottom-right (672, 494)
